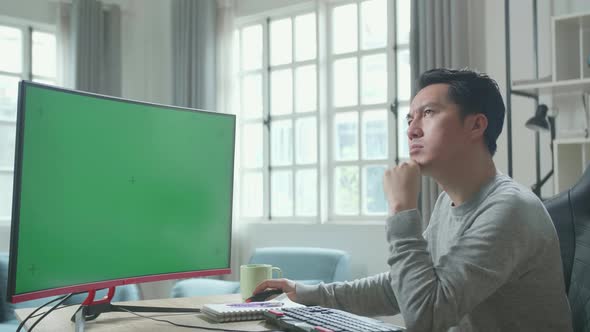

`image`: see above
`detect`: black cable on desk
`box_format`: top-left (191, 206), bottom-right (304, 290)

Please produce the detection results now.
top-left (112, 305), bottom-right (281, 332)
top-left (16, 293), bottom-right (73, 332)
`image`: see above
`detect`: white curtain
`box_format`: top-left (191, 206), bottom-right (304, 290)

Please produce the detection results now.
top-left (215, 0), bottom-right (240, 281)
top-left (56, 0), bottom-right (121, 96)
top-left (171, 0), bottom-right (217, 110)
top-left (410, 0), bottom-right (469, 226)
top-left (216, 0), bottom-right (235, 116)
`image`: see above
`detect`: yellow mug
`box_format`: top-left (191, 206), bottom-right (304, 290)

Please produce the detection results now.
top-left (239, 264), bottom-right (282, 300)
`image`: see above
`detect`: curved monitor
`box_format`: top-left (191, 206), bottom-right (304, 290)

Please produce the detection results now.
top-left (8, 81), bottom-right (235, 303)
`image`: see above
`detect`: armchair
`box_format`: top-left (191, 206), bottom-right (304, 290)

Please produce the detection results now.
top-left (171, 247), bottom-right (351, 298)
top-left (544, 165), bottom-right (590, 332)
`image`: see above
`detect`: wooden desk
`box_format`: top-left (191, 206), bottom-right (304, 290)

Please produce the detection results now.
top-left (16, 293), bottom-right (405, 331)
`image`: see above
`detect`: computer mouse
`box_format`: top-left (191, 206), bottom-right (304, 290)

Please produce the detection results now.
top-left (245, 289), bottom-right (284, 303)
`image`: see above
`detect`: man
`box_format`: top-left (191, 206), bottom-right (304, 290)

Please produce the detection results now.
top-left (253, 68), bottom-right (573, 331)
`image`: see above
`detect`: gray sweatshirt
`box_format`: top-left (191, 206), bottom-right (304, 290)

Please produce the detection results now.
top-left (297, 174), bottom-right (573, 331)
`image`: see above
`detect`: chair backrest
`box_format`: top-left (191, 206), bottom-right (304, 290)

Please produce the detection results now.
top-left (248, 247), bottom-right (351, 283)
top-left (544, 166), bottom-right (590, 332)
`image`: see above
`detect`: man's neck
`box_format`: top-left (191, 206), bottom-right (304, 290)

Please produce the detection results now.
top-left (431, 155), bottom-right (498, 207)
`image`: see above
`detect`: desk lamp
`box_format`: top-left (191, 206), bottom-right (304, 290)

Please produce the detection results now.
top-left (525, 104), bottom-right (555, 197)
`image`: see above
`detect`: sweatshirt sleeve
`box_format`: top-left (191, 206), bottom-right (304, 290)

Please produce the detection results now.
top-left (387, 201), bottom-right (543, 331)
top-left (295, 272), bottom-right (401, 316)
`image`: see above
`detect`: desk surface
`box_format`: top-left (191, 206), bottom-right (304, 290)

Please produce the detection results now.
top-left (16, 294), bottom-right (405, 331)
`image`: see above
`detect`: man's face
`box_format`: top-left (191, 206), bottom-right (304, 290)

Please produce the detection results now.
top-left (407, 83), bottom-right (473, 171)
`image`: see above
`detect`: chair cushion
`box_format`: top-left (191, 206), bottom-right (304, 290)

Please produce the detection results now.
top-left (171, 279), bottom-right (240, 298)
top-left (545, 165), bottom-right (590, 331)
top-left (566, 167), bottom-right (590, 332)
top-left (249, 247), bottom-right (351, 283)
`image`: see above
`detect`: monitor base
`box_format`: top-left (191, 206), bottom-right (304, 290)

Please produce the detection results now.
top-left (69, 286), bottom-right (200, 323)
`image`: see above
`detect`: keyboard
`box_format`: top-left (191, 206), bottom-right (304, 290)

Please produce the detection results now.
top-left (263, 306), bottom-right (404, 332)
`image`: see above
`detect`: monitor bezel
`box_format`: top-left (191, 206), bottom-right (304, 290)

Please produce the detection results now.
top-left (7, 81), bottom-right (235, 303)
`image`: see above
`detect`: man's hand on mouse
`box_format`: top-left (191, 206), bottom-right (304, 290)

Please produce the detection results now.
top-left (383, 160), bottom-right (421, 215)
top-left (252, 278), bottom-right (297, 302)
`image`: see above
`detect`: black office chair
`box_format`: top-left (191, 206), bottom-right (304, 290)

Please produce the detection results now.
top-left (544, 165), bottom-right (590, 332)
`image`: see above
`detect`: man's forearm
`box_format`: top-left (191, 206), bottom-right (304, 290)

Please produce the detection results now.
top-left (296, 273), bottom-right (401, 316)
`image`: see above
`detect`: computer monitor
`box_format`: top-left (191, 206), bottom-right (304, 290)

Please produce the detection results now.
top-left (7, 82), bottom-right (235, 309)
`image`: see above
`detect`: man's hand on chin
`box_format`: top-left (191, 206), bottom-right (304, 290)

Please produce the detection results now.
top-left (383, 159), bottom-right (421, 215)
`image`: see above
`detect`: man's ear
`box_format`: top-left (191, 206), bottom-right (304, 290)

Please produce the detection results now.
top-left (469, 114), bottom-right (488, 138)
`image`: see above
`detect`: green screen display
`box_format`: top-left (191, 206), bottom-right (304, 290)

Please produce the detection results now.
top-left (9, 82), bottom-right (235, 299)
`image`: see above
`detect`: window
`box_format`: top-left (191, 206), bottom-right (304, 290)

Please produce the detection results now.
top-left (236, 0), bottom-right (410, 222)
top-left (0, 23), bottom-right (56, 224)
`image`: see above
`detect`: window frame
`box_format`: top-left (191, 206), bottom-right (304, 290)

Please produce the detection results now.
top-left (326, 0), bottom-right (397, 222)
top-left (236, 4), bottom-right (321, 224)
top-left (235, 0), bottom-right (409, 224)
top-left (0, 16), bottom-right (56, 225)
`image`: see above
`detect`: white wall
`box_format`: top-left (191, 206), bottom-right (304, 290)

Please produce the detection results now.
top-left (234, 0), bottom-right (311, 17)
top-left (0, 0), bottom-right (55, 24)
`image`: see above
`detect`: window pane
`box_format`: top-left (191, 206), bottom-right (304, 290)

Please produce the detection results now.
top-left (270, 69), bottom-right (293, 116)
top-left (397, 104), bottom-right (410, 159)
top-left (242, 25), bottom-right (263, 70)
top-left (295, 65), bottom-right (316, 113)
top-left (0, 26), bottom-right (22, 74)
top-left (363, 165), bottom-right (387, 214)
top-left (242, 172), bottom-right (263, 217)
top-left (295, 13), bottom-right (316, 61)
top-left (333, 57), bottom-right (358, 107)
top-left (334, 112), bottom-right (358, 161)
top-left (233, 30), bottom-right (240, 75)
top-left (0, 173), bottom-right (14, 218)
top-left (0, 124), bottom-right (16, 168)
top-left (397, 49), bottom-right (411, 102)
top-left (396, 0), bottom-right (411, 45)
top-left (242, 74), bottom-right (263, 119)
top-left (362, 110), bottom-right (388, 160)
top-left (32, 31), bottom-right (56, 78)
top-left (295, 117), bottom-right (317, 164)
top-left (334, 166), bottom-right (359, 215)
top-left (296, 169), bottom-right (317, 216)
top-left (242, 123), bottom-right (263, 168)
top-left (270, 18), bottom-right (292, 66)
top-left (361, 53), bottom-right (387, 105)
top-left (0, 75), bottom-right (19, 121)
top-left (361, 0), bottom-right (387, 50)
top-left (271, 119), bottom-right (293, 166)
top-left (271, 170), bottom-right (293, 217)
top-left (332, 4), bottom-right (357, 54)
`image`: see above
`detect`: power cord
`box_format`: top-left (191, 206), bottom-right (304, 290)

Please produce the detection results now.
top-left (16, 293), bottom-right (73, 332)
top-left (29, 303), bottom-right (78, 318)
top-left (112, 305), bottom-right (281, 332)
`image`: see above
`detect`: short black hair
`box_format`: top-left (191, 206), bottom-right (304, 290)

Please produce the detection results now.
top-left (416, 68), bottom-right (505, 156)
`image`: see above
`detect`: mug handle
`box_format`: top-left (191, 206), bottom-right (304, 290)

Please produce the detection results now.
top-left (272, 267), bottom-right (282, 279)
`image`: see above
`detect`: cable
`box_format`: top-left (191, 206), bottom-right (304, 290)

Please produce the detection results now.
top-left (29, 303), bottom-right (78, 318)
top-left (16, 294), bottom-right (69, 332)
top-left (28, 293), bottom-right (74, 331)
top-left (112, 305), bottom-right (281, 332)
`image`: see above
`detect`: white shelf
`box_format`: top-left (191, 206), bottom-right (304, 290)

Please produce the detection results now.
top-left (516, 12), bottom-right (590, 194)
top-left (554, 137), bottom-right (590, 144)
top-left (553, 139), bottom-right (590, 194)
top-left (512, 78), bottom-right (590, 96)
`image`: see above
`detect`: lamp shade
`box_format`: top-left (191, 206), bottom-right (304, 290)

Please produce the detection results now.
top-left (525, 104), bottom-right (550, 131)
